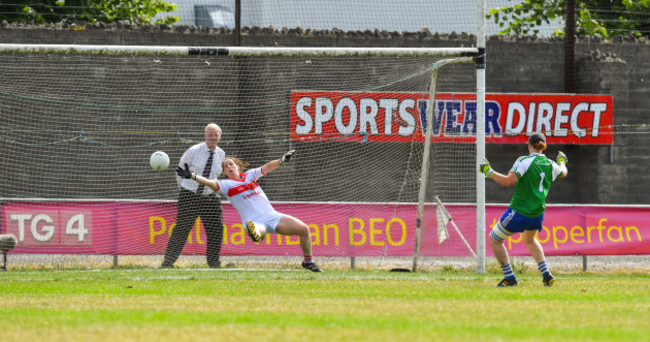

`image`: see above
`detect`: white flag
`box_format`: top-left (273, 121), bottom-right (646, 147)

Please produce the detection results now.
top-left (436, 204), bottom-right (450, 244)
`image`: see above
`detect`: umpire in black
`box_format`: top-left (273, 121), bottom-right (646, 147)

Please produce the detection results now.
top-left (162, 123), bottom-right (226, 268)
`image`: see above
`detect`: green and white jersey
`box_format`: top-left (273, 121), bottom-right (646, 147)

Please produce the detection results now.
top-left (509, 153), bottom-right (563, 217)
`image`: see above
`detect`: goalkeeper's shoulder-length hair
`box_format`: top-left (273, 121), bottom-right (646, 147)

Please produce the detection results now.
top-left (223, 156), bottom-right (250, 173)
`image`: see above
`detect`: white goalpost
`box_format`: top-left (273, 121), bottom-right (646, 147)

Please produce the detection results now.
top-left (476, 0), bottom-right (488, 274)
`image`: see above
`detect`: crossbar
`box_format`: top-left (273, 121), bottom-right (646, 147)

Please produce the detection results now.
top-left (0, 44), bottom-right (478, 57)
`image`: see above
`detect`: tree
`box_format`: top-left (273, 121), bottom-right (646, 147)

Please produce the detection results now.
top-left (487, 0), bottom-right (650, 38)
top-left (0, 0), bottom-right (178, 25)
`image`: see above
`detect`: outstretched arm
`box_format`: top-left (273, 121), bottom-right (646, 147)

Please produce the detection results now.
top-left (261, 150), bottom-right (295, 175)
top-left (479, 158), bottom-right (518, 187)
top-left (491, 170), bottom-right (519, 187)
top-left (176, 163), bottom-right (219, 191)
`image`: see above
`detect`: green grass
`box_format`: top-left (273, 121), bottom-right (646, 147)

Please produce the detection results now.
top-left (1, 269), bottom-right (649, 342)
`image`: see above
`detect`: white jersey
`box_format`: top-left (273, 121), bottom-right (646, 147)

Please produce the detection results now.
top-left (216, 167), bottom-right (279, 226)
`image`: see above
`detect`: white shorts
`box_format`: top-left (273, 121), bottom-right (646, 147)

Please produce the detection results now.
top-left (243, 211), bottom-right (283, 234)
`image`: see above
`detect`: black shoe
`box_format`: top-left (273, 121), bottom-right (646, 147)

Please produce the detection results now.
top-left (161, 262), bottom-right (174, 269)
top-left (245, 220), bottom-right (261, 243)
top-left (497, 277), bottom-right (518, 287)
top-left (543, 274), bottom-right (555, 287)
top-left (208, 260), bottom-right (221, 269)
top-left (301, 261), bottom-right (323, 272)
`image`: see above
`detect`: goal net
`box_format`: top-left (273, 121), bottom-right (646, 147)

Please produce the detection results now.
top-left (0, 44), bottom-right (482, 271)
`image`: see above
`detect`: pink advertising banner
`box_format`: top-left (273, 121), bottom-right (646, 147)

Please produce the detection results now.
top-left (1, 201), bottom-right (648, 257)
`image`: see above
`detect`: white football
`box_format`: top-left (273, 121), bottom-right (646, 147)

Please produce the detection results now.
top-left (150, 151), bottom-right (170, 171)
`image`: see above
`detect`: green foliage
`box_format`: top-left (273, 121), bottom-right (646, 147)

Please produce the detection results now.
top-left (576, 2), bottom-right (610, 37)
top-left (0, 0), bottom-right (178, 25)
top-left (488, 0), bottom-right (565, 36)
top-left (20, 5), bottom-right (47, 24)
top-left (487, 0), bottom-right (650, 37)
top-left (89, 0), bottom-right (179, 25)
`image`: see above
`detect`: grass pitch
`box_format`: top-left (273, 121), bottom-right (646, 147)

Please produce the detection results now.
top-left (1, 268), bottom-right (648, 342)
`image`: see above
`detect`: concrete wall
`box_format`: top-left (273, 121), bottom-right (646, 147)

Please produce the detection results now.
top-left (1, 22), bottom-right (648, 204)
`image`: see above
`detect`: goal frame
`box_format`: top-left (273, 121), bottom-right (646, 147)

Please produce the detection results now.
top-left (0, 42), bottom-right (487, 273)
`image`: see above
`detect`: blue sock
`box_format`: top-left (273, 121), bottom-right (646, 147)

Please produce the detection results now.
top-left (538, 261), bottom-right (551, 277)
top-left (501, 264), bottom-right (515, 279)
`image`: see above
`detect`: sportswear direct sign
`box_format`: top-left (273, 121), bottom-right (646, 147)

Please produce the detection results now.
top-left (290, 91), bottom-right (614, 144)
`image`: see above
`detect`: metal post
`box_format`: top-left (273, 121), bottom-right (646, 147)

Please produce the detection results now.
top-left (234, 0), bottom-right (241, 46)
top-left (476, 0), bottom-right (487, 274)
top-left (565, 0), bottom-right (576, 93)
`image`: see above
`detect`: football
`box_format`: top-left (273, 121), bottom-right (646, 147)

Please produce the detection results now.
top-left (150, 151), bottom-right (170, 171)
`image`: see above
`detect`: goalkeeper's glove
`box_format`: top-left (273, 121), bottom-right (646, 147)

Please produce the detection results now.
top-left (479, 158), bottom-right (494, 179)
top-left (176, 163), bottom-right (193, 179)
top-left (280, 150), bottom-right (295, 165)
top-left (556, 151), bottom-right (568, 165)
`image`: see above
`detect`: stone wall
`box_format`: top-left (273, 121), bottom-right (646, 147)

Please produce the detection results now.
top-left (1, 22), bottom-right (649, 204)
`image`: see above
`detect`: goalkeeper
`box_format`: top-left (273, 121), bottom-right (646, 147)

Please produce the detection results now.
top-left (479, 132), bottom-right (568, 287)
top-left (177, 150), bottom-right (323, 272)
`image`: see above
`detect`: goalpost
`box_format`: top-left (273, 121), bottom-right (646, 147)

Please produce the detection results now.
top-left (0, 42), bottom-right (485, 271)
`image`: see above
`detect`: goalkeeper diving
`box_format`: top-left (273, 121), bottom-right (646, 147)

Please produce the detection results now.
top-left (177, 150), bottom-right (323, 272)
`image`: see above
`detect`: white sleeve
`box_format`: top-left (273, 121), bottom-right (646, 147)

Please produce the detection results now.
top-left (216, 179), bottom-right (227, 196)
top-left (509, 157), bottom-right (523, 177)
top-left (176, 146), bottom-right (194, 185)
top-left (551, 161), bottom-right (563, 181)
top-left (247, 167), bottom-right (265, 182)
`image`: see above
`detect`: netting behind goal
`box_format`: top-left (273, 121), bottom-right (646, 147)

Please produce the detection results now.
top-left (0, 46), bottom-right (479, 270)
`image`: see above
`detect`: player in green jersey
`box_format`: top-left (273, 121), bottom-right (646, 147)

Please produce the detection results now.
top-left (479, 132), bottom-right (568, 287)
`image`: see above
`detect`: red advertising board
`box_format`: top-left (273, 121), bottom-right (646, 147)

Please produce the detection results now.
top-left (290, 92), bottom-right (614, 144)
top-left (2, 201), bottom-right (647, 257)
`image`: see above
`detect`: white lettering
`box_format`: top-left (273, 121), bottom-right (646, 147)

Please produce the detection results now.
top-left (359, 98), bottom-right (379, 134)
top-left (590, 103), bottom-right (607, 137)
top-left (295, 97), bottom-right (313, 134)
top-left (66, 214), bottom-right (88, 242)
top-left (570, 102), bottom-right (589, 138)
top-left (314, 97), bottom-right (333, 134)
top-left (32, 214), bottom-right (55, 242)
top-left (379, 98), bottom-right (398, 136)
top-left (10, 214), bottom-right (31, 241)
top-left (554, 102), bottom-right (571, 136)
top-left (506, 102), bottom-right (526, 135)
top-left (292, 93), bottom-right (610, 142)
top-left (398, 99), bottom-right (416, 136)
top-left (526, 102), bottom-right (536, 134)
top-left (536, 102), bottom-right (554, 134)
top-left (334, 97), bottom-right (357, 135)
